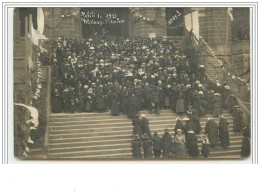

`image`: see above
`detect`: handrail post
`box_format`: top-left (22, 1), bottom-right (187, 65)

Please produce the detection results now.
top-left (43, 66), bottom-right (51, 154)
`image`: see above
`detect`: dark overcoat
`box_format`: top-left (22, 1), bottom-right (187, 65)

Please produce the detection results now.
top-left (205, 119), bottom-right (219, 147)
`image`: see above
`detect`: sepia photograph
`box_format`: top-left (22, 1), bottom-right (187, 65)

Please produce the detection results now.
top-left (13, 7), bottom-right (251, 160)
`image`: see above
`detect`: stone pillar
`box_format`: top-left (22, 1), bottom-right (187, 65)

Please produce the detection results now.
top-left (129, 8), bottom-right (167, 38)
top-left (204, 8), bottom-right (232, 56)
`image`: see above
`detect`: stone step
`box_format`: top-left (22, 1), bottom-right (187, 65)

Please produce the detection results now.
top-left (48, 147), bottom-right (131, 158)
top-left (50, 114), bottom-right (232, 122)
top-left (49, 118), bottom-right (233, 129)
top-left (49, 127), bottom-right (240, 139)
top-left (47, 109), bottom-right (240, 159)
top-left (48, 140), bottom-right (242, 154)
top-left (49, 138), bottom-right (133, 148)
top-left (50, 110), bottom-right (231, 119)
top-left (49, 133), bottom-right (242, 146)
top-left (50, 116), bottom-right (233, 126)
top-left (48, 142), bottom-right (242, 158)
top-left (47, 144), bottom-right (242, 159)
top-left (50, 122), bottom-right (234, 131)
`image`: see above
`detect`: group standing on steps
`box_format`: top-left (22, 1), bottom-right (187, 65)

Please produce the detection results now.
top-left (131, 112), bottom-right (249, 159)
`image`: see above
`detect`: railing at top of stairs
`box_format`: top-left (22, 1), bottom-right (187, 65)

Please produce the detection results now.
top-left (191, 33), bottom-right (250, 125)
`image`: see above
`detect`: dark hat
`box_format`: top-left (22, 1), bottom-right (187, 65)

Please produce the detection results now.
top-left (143, 133), bottom-right (149, 138)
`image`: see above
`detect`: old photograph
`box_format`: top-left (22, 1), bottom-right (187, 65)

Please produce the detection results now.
top-left (13, 7), bottom-right (251, 160)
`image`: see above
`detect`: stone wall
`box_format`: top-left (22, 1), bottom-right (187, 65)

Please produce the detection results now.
top-left (203, 8), bottom-right (232, 55)
top-left (129, 8), bottom-right (167, 38)
top-left (43, 8), bottom-right (82, 39)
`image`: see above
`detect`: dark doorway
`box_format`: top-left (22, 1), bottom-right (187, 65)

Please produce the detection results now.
top-left (166, 8), bottom-right (184, 36)
top-left (80, 8), bottom-right (129, 38)
top-left (19, 8), bottom-right (37, 37)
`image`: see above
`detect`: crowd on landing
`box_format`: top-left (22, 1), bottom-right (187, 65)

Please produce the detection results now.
top-left (50, 36), bottom-right (238, 117)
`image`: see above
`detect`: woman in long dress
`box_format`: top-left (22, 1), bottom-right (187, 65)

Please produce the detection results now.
top-left (205, 118), bottom-right (219, 148)
top-left (213, 93), bottom-right (223, 116)
top-left (186, 130), bottom-right (199, 157)
top-left (111, 90), bottom-right (120, 116)
top-left (176, 93), bottom-right (185, 115)
top-left (96, 87), bottom-right (106, 112)
top-left (174, 129), bottom-right (186, 158)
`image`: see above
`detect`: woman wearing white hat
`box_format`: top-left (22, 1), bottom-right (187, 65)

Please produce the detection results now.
top-left (174, 129), bottom-right (186, 158)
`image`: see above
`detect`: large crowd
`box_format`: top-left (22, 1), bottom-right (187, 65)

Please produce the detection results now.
top-left (49, 36), bottom-right (249, 159)
top-left (50, 36), bottom-right (237, 117)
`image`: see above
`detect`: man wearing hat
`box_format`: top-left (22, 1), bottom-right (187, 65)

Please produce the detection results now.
top-left (127, 93), bottom-right (140, 119)
top-left (131, 135), bottom-right (143, 159)
top-left (141, 114), bottom-right (152, 139)
top-left (142, 133), bottom-right (153, 159)
top-left (213, 93), bottom-right (223, 117)
top-left (218, 115), bottom-right (230, 147)
top-left (186, 130), bottom-right (199, 157)
top-left (152, 132), bottom-right (162, 158)
top-left (198, 65), bottom-right (205, 81)
top-left (132, 115), bottom-right (143, 139)
top-left (205, 118), bottom-right (219, 148)
top-left (201, 134), bottom-right (210, 158)
top-left (174, 118), bottom-right (185, 135)
top-left (51, 88), bottom-right (63, 113)
top-left (230, 107), bottom-right (243, 133)
top-left (161, 129), bottom-right (173, 158)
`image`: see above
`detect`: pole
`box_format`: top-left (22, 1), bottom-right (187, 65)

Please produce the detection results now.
top-left (225, 11), bottom-right (229, 63)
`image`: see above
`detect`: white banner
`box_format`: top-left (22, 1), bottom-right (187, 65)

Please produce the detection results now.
top-left (37, 8), bottom-right (44, 34)
top-left (184, 10), bottom-right (200, 40)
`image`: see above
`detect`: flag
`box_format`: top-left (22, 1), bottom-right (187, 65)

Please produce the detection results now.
top-left (28, 54), bottom-right (33, 69)
top-left (227, 8), bottom-right (233, 21)
top-left (184, 10), bottom-right (200, 40)
top-left (37, 8), bottom-right (44, 34)
top-left (28, 22), bottom-right (39, 45)
top-left (28, 8), bottom-right (47, 46)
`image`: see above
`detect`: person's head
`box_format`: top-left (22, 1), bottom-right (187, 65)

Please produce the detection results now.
top-left (177, 129), bottom-right (182, 135)
top-left (154, 132), bottom-right (158, 137)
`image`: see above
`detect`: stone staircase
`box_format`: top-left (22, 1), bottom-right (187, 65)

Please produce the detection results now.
top-left (47, 110), bottom-right (243, 159)
top-left (202, 56), bottom-right (224, 81)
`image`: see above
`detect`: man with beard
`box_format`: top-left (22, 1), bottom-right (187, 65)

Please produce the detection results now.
top-left (218, 115), bottom-right (230, 147)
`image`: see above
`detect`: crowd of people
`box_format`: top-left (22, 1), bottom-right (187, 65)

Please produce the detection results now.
top-left (50, 36), bottom-right (238, 118)
top-left (49, 35), bottom-right (249, 159)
